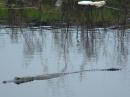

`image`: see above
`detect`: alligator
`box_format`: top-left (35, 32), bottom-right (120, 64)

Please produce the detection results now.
top-left (2, 68), bottom-right (121, 85)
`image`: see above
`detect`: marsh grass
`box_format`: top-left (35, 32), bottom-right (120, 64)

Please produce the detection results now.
top-left (0, 0), bottom-right (129, 26)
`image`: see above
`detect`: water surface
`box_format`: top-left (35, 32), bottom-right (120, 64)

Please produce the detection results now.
top-left (0, 25), bottom-right (130, 97)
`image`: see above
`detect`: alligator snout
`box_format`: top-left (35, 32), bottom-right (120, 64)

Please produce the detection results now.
top-left (2, 77), bottom-right (34, 85)
top-left (2, 80), bottom-right (14, 84)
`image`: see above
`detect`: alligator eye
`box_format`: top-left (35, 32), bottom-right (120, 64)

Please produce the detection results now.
top-left (15, 82), bottom-right (21, 85)
top-left (15, 77), bottom-right (21, 80)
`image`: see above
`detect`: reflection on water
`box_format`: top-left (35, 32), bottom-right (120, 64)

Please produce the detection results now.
top-left (0, 0), bottom-right (130, 95)
top-left (0, 24), bottom-right (130, 97)
top-left (6, 26), bottom-right (129, 68)
top-left (0, 25), bottom-right (130, 70)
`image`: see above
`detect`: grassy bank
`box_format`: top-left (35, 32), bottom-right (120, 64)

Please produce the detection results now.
top-left (0, 0), bottom-right (129, 26)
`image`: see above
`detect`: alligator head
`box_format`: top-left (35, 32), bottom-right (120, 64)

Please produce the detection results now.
top-left (3, 77), bottom-right (34, 85)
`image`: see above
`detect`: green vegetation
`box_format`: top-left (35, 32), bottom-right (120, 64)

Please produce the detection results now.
top-left (0, 0), bottom-right (129, 26)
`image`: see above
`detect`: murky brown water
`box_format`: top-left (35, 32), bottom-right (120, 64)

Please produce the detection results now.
top-left (0, 25), bottom-right (130, 97)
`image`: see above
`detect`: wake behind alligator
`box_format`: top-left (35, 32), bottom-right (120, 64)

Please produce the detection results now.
top-left (3, 68), bottom-right (121, 85)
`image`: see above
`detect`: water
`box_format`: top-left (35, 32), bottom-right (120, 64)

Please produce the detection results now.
top-left (0, 25), bottom-right (130, 97)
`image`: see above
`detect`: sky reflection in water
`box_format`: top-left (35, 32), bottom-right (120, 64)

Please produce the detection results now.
top-left (0, 26), bottom-right (130, 97)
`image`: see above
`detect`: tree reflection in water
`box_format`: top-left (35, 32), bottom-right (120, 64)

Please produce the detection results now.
top-left (1, 0), bottom-right (129, 75)
top-left (4, 23), bottom-right (129, 74)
